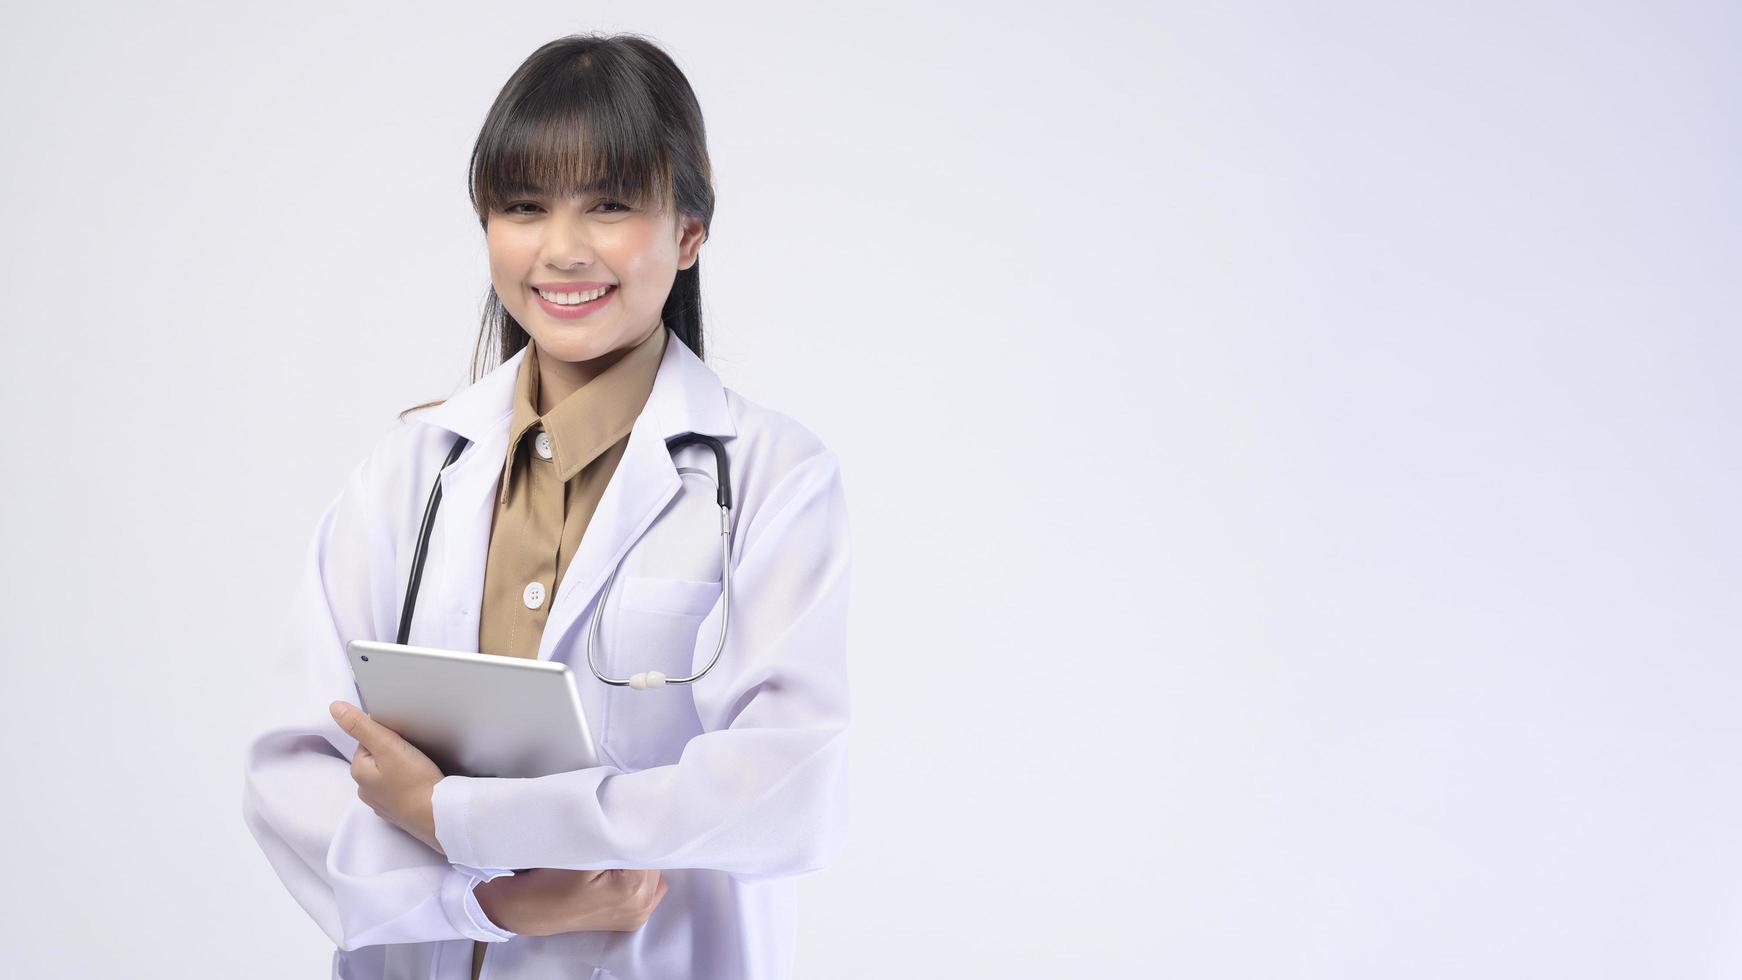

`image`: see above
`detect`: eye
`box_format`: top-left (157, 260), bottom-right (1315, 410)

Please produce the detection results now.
top-left (500, 198), bottom-right (629, 215)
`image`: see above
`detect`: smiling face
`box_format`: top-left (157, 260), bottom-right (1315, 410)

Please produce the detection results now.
top-left (486, 185), bottom-right (706, 395)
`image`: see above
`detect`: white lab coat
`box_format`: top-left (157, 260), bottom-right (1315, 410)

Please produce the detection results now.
top-left (242, 330), bottom-right (852, 980)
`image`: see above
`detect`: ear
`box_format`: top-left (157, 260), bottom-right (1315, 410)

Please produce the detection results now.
top-left (675, 212), bottom-right (707, 271)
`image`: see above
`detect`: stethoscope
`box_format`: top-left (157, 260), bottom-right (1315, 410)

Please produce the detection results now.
top-left (396, 431), bottom-right (733, 691)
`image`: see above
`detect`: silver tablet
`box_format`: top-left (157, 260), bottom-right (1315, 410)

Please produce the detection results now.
top-left (345, 639), bottom-right (599, 779)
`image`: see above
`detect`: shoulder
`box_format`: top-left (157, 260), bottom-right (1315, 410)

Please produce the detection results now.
top-left (716, 385), bottom-right (848, 540)
top-left (719, 385), bottom-right (844, 486)
top-left (334, 411), bottom-right (476, 523)
top-left (721, 386), bottom-right (834, 464)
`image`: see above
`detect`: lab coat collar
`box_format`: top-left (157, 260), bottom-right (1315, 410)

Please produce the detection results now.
top-left (417, 326), bottom-right (736, 445)
top-left (411, 325), bottom-right (735, 659)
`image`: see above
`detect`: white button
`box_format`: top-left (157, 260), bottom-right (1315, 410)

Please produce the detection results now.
top-left (534, 432), bottom-right (553, 460)
top-left (522, 581), bottom-right (546, 609)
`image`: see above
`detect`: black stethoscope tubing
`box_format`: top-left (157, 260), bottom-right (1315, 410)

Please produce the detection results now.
top-left (396, 431), bottom-right (733, 689)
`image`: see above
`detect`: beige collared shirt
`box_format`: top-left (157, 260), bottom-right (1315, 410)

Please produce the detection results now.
top-left (476, 324), bottom-right (667, 663)
top-left (471, 324), bottom-right (667, 978)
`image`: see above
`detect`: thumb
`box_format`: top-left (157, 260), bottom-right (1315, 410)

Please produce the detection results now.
top-left (329, 700), bottom-right (400, 755)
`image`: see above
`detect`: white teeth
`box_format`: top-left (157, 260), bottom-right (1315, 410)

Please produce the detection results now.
top-left (537, 285), bottom-right (611, 305)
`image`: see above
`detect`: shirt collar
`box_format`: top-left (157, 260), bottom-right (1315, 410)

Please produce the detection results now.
top-left (498, 323), bottom-right (668, 504)
top-left (414, 324), bottom-right (735, 461)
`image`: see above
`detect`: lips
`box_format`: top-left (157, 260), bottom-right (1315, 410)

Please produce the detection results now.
top-left (532, 283), bottom-right (617, 319)
top-left (534, 284), bottom-right (616, 303)
top-left (532, 281), bottom-right (616, 293)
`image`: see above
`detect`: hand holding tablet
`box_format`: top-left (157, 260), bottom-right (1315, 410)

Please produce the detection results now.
top-left (344, 639), bottom-right (600, 779)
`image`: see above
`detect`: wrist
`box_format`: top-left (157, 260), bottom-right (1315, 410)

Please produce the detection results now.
top-left (474, 874), bottom-right (517, 933)
top-left (406, 778), bottom-right (442, 854)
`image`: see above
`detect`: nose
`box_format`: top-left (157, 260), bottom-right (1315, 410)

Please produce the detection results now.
top-left (539, 206), bottom-right (596, 268)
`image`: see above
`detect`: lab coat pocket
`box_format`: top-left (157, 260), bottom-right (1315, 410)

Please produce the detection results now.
top-left (598, 574), bottom-right (719, 772)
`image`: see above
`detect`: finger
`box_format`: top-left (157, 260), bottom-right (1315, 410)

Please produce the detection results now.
top-left (329, 700), bottom-right (400, 756)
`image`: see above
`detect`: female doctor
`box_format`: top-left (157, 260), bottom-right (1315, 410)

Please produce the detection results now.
top-left (241, 34), bottom-right (852, 980)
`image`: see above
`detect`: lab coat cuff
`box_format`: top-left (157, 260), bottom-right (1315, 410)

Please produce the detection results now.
top-left (441, 865), bottom-right (517, 942)
top-left (432, 773), bottom-right (484, 869)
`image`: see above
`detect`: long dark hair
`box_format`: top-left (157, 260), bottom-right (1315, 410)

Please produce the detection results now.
top-left (401, 32), bottom-right (715, 420)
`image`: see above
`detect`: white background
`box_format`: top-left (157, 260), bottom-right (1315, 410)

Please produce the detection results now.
top-left (2, 1), bottom-right (1738, 977)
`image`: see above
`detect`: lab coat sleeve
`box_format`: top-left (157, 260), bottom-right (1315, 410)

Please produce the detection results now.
top-left (431, 449), bottom-right (852, 882)
top-left (241, 453), bottom-right (520, 949)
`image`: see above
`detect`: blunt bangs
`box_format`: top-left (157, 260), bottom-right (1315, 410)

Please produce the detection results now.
top-left (470, 71), bottom-right (675, 217)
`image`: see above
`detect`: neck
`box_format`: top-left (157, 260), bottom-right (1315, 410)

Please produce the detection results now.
top-left (533, 324), bottom-right (659, 414)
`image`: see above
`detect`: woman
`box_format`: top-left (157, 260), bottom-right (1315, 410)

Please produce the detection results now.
top-left (242, 33), bottom-right (852, 980)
